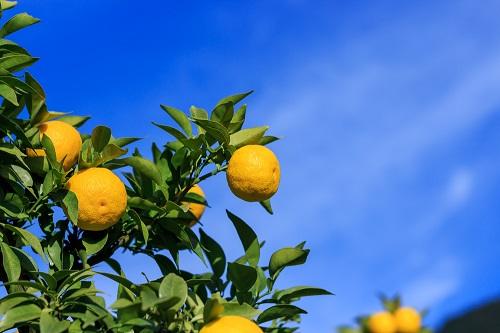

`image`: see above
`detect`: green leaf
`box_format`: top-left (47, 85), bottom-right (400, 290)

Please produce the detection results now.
top-left (0, 82), bottom-right (18, 105)
top-left (152, 254), bottom-right (177, 276)
top-left (3, 225), bottom-right (43, 258)
top-left (160, 104), bottom-right (192, 137)
top-left (123, 156), bottom-right (163, 185)
top-left (41, 134), bottom-right (59, 168)
top-left (221, 302), bottom-right (261, 319)
top-left (152, 122), bottom-right (188, 141)
top-left (191, 118), bottom-right (229, 145)
top-left (203, 294), bottom-right (224, 324)
top-left (259, 135), bottom-right (280, 145)
top-left (127, 197), bottom-right (161, 211)
top-left (40, 309), bottom-right (71, 333)
top-left (82, 232), bottom-right (108, 256)
top-left (0, 12), bottom-right (40, 38)
top-left (158, 273), bottom-right (188, 312)
top-left (257, 304), bottom-right (306, 324)
top-left (57, 115), bottom-right (90, 128)
top-left (0, 303), bottom-right (41, 330)
top-left (275, 286), bottom-right (333, 302)
top-left (215, 91), bottom-right (253, 108)
top-left (0, 1), bottom-right (17, 10)
top-left (229, 126), bottom-right (269, 148)
top-left (128, 209), bottom-right (148, 245)
top-left (199, 229), bottom-right (226, 278)
top-left (227, 262), bottom-right (257, 292)
top-left (268, 247), bottom-right (310, 280)
top-left (109, 136), bottom-right (140, 147)
top-left (0, 53), bottom-right (37, 72)
top-left (189, 106), bottom-right (208, 134)
top-left (259, 199), bottom-right (273, 215)
top-left (91, 125), bottom-right (111, 152)
top-left (63, 190), bottom-right (79, 225)
top-left (96, 271), bottom-right (137, 293)
top-left (97, 143), bottom-right (127, 165)
top-left (211, 102), bottom-right (233, 127)
top-left (226, 210), bottom-right (260, 266)
top-left (12, 247), bottom-right (38, 272)
top-left (0, 241), bottom-right (20, 282)
top-left (228, 104), bottom-right (246, 133)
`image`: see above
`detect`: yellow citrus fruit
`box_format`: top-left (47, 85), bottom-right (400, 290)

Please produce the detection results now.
top-left (394, 307), bottom-right (421, 333)
top-left (368, 311), bottom-right (397, 333)
top-left (226, 145), bottom-right (280, 202)
top-left (66, 167), bottom-right (127, 231)
top-left (182, 184), bottom-right (206, 227)
top-left (200, 316), bottom-right (263, 333)
top-left (26, 120), bottom-right (82, 171)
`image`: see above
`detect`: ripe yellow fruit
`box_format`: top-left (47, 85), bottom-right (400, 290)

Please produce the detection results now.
top-left (66, 167), bottom-right (127, 231)
top-left (182, 184), bottom-right (206, 227)
top-left (226, 145), bottom-right (280, 202)
top-left (394, 307), bottom-right (421, 333)
top-left (368, 311), bottom-right (397, 333)
top-left (26, 120), bottom-right (82, 171)
top-left (200, 316), bottom-right (263, 333)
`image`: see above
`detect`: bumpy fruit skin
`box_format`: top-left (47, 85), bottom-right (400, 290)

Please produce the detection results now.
top-left (66, 167), bottom-right (127, 231)
top-left (26, 120), bottom-right (82, 171)
top-left (200, 316), bottom-right (263, 333)
top-left (226, 145), bottom-right (280, 202)
top-left (394, 307), bottom-right (421, 333)
top-left (368, 311), bottom-right (397, 333)
top-left (182, 184), bottom-right (206, 227)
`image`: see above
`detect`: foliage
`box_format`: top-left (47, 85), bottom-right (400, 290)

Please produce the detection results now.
top-left (0, 3), bottom-right (330, 333)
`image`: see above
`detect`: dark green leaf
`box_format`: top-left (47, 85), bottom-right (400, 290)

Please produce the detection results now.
top-left (226, 210), bottom-right (260, 266)
top-left (257, 304), bottom-right (306, 324)
top-left (276, 286), bottom-right (333, 302)
top-left (227, 262), bottom-right (257, 292)
top-left (91, 125), bottom-right (111, 152)
top-left (199, 229), bottom-right (226, 278)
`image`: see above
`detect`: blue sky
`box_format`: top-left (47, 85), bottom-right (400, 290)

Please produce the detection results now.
top-left (10, 0), bottom-right (500, 331)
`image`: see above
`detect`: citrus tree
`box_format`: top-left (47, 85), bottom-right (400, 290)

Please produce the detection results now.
top-left (0, 2), bottom-right (331, 333)
top-left (337, 295), bottom-right (432, 333)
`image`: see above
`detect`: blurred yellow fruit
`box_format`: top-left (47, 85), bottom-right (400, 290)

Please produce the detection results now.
top-left (368, 311), bottom-right (397, 333)
top-left (200, 316), bottom-right (263, 333)
top-left (66, 167), bottom-right (127, 231)
top-left (26, 120), bottom-right (82, 171)
top-left (182, 184), bottom-right (206, 227)
top-left (394, 307), bottom-right (421, 333)
top-left (226, 145), bottom-right (280, 202)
